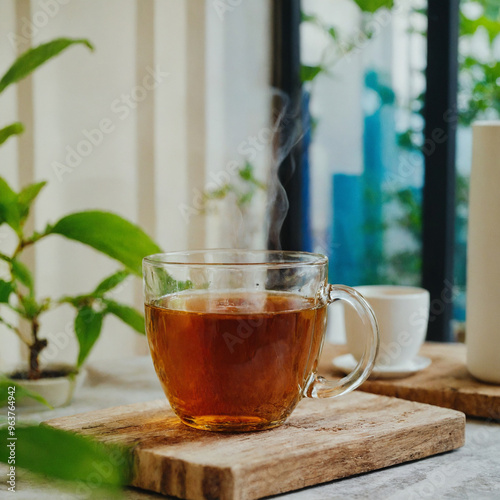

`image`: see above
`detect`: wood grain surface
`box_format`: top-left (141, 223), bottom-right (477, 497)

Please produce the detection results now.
top-left (45, 391), bottom-right (464, 500)
top-left (321, 342), bottom-right (500, 419)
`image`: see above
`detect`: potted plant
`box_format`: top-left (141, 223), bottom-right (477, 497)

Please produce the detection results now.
top-left (0, 38), bottom-right (161, 407)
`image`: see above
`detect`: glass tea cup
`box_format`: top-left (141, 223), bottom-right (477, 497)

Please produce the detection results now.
top-left (143, 250), bottom-right (379, 432)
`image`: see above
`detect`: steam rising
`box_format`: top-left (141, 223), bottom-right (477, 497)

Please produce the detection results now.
top-left (215, 89), bottom-right (303, 250)
top-left (265, 89), bottom-right (304, 250)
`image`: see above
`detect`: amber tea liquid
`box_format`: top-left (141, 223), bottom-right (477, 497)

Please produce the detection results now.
top-left (145, 290), bottom-right (327, 431)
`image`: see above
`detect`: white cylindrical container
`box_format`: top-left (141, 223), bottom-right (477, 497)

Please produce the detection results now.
top-left (467, 121), bottom-right (500, 384)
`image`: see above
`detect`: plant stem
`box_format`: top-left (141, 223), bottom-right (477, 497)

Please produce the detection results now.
top-left (5, 226), bottom-right (58, 378)
top-left (12, 229), bottom-right (49, 260)
top-left (0, 251), bottom-right (11, 262)
top-left (28, 317), bottom-right (47, 380)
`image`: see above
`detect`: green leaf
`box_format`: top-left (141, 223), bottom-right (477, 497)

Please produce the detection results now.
top-left (203, 184), bottom-right (232, 201)
top-left (0, 280), bottom-right (13, 303)
top-left (301, 12), bottom-right (318, 23)
top-left (238, 163), bottom-right (266, 190)
top-left (353, 0), bottom-right (394, 13)
top-left (59, 296), bottom-right (81, 307)
top-left (144, 266), bottom-right (193, 297)
top-left (0, 177), bottom-right (20, 231)
top-left (11, 258), bottom-right (34, 291)
top-left (461, 14), bottom-right (500, 43)
top-left (17, 181), bottom-right (47, 222)
top-left (51, 211), bottom-right (161, 276)
top-left (93, 270), bottom-right (130, 297)
top-left (237, 191), bottom-right (255, 207)
top-left (238, 163), bottom-right (254, 181)
top-left (19, 295), bottom-right (41, 318)
top-left (104, 299), bottom-right (145, 334)
top-left (0, 122), bottom-right (24, 146)
top-left (75, 306), bottom-right (104, 367)
top-left (0, 376), bottom-right (53, 408)
top-left (301, 65), bottom-right (324, 83)
top-left (0, 38), bottom-right (94, 94)
top-left (0, 423), bottom-right (130, 487)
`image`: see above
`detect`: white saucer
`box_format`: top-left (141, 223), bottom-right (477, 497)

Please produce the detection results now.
top-left (332, 354), bottom-right (431, 380)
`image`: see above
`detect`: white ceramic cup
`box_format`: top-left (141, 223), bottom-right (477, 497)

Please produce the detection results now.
top-left (345, 286), bottom-right (430, 368)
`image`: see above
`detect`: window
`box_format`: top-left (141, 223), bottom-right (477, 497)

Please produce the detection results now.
top-left (301, 0), bottom-right (427, 289)
top-left (294, 0), bottom-right (499, 340)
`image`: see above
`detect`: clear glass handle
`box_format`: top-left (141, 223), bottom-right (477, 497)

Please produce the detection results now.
top-left (306, 284), bottom-right (379, 399)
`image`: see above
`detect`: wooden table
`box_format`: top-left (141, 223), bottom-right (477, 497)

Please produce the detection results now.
top-left (321, 342), bottom-right (500, 418)
top-left (1, 353), bottom-right (499, 499)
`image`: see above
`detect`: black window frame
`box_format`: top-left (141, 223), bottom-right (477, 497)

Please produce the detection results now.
top-left (272, 0), bottom-right (460, 342)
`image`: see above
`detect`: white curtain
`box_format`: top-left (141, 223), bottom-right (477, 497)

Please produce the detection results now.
top-left (0, 0), bottom-right (271, 367)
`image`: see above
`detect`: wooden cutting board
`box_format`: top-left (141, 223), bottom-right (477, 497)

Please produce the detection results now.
top-left (322, 342), bottom-right (500, 419)
top-left (45, 392), bottom-right (465, 500)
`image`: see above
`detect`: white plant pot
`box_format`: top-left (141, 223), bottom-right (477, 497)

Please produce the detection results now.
top-left (3, 363), bottom-right (84, 409)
